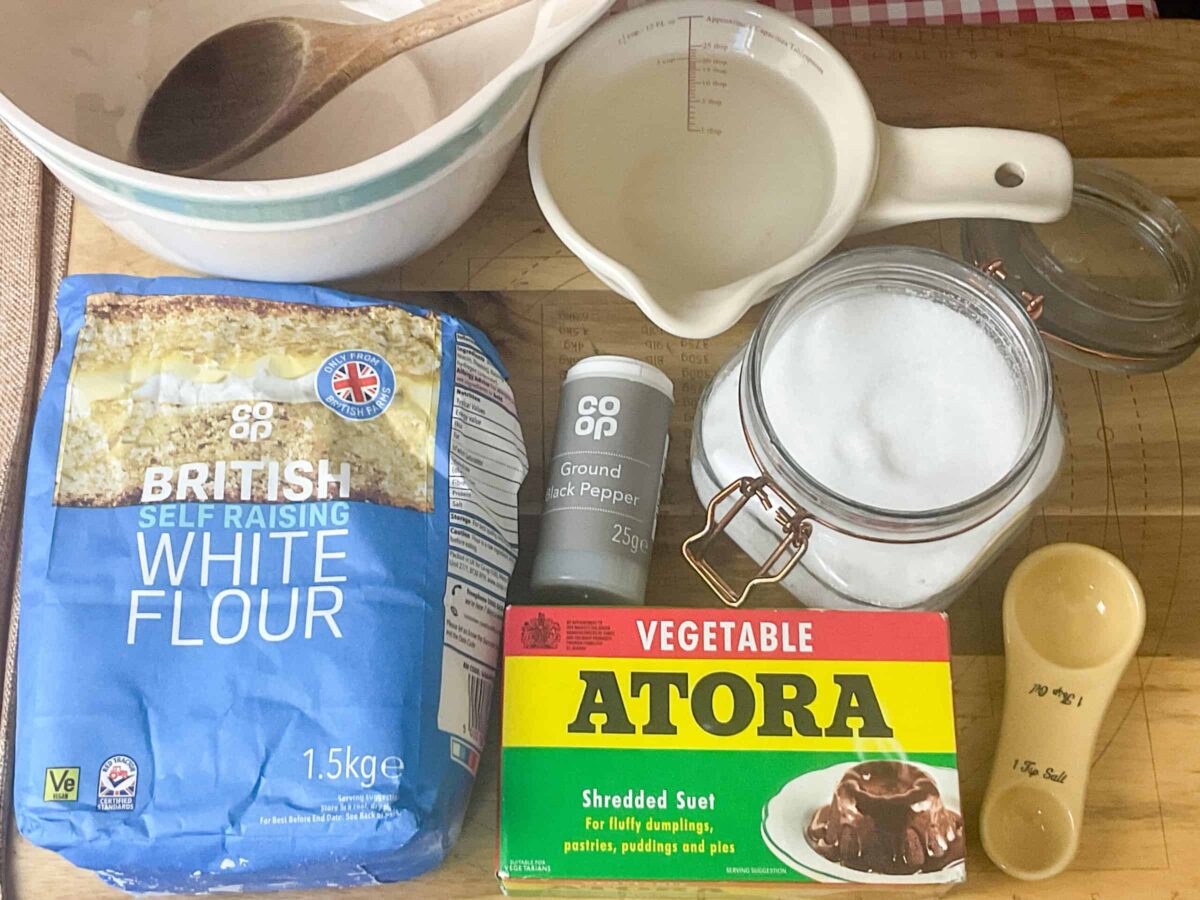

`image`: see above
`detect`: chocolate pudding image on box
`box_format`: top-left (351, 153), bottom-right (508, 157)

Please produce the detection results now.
top-left (805, 761), bottom-right (965, 876)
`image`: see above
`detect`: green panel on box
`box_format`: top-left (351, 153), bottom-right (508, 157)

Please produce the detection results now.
top-left (499, 746), bottom-right (959, 883)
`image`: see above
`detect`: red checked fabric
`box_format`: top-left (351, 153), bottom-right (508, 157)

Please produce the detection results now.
top-left (611, 0), bottom-right (1155, 25)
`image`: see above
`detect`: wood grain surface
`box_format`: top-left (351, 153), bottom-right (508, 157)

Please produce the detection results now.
top-left (14, 19), bottom-right (1200, 900)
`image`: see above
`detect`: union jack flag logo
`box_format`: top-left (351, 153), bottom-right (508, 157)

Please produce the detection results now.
top-left (317, 349), bottom-right (397, 421)
top-left (332, 361), bottom-right (380, 404)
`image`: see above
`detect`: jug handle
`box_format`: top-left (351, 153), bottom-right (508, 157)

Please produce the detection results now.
top-left (851, 124), bottom-right (1074, 236)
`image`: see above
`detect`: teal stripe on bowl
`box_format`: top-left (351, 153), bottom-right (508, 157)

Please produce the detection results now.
top-left (45, 72), bottom-right (534, 224)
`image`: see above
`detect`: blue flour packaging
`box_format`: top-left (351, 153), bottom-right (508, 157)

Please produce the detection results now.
top-left (15, 275), bottom-right (527, 892)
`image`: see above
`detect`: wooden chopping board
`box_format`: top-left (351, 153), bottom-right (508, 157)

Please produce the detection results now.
top-left (14, 20), bottom-right (1200, 900)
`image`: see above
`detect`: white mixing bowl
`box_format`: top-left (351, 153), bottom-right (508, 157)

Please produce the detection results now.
top-left (0, 0), bottom-right (611, 281)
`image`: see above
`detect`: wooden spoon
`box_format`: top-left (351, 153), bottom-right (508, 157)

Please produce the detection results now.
top-left (135, 0), bottom-right (533, 177)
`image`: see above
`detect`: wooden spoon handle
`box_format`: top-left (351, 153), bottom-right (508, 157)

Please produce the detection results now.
top-left (372, 0), bottom-right (533, 59)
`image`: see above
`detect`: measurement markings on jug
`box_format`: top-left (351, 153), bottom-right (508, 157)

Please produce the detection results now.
top-left (682, 17), bottom-right (727, 135)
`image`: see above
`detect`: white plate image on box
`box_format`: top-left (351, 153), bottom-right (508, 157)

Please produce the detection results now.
top-left (761, 761), bottom-right (966, 885)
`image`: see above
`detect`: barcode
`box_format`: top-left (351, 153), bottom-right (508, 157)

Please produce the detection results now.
top-left (467, 672), bottom-right (493, 743)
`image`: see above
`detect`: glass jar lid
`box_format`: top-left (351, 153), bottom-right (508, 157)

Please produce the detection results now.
top-left (961, 161), bottom-right (1200, 373)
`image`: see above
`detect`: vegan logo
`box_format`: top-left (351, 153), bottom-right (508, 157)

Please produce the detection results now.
top-left (97, 755), bottom-right (138, 811)
top-left (43, 766), bottom-right (79, 802)
top-left (229, 401), bottom-right (274, 441)
top-left (316, 350), bottom-right (396, 421)
top-left (574, 395), bottom-right (621, 441)
top-left (520, 612), bottom-right (562, 649)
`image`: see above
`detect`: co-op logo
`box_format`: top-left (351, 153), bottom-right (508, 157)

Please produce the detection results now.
top-left (229, 402), bottom-right (274, 441)
top-left (575, 394), bottom-right (620, 440)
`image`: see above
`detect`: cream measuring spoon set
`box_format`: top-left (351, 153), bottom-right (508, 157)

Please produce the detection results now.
top-left (528, 0), bottom-right (1075, 338)
top-left (983, 544), bottom-right (1146, 880)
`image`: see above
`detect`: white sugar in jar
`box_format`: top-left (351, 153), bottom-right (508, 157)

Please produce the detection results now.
top-left (688, 248), bottom-right (1064, 611)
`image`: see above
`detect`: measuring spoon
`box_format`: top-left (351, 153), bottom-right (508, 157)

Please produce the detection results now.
top-left (980, 543), bottom-right (1145, 881)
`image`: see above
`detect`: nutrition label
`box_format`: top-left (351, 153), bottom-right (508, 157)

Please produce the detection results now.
top-left (438, 334), bottom-right (527, 770)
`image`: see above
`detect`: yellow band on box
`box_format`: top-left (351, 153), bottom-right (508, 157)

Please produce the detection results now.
top-left (502, 656), bottom-right (956, 754)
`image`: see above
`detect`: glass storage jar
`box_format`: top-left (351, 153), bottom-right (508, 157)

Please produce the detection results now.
top-left (686, 247), bottom-right (1066, 611)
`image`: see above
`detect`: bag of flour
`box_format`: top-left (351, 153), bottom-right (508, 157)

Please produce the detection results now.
top-left (15, 275), bottom-right (526, 892)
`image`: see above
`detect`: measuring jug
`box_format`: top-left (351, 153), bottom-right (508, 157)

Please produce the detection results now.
top-left (980, 543), bottom-right (1145, 880)
top-left (529, 0), bottom-right (1074, 338)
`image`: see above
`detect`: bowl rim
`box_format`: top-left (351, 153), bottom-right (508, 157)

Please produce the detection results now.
top-left (19, 68), bottom-right (544, 226)
top-left (0, 0), bottom-right (612, 203)
top-left (42, 69), bottom-right (545, 231)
